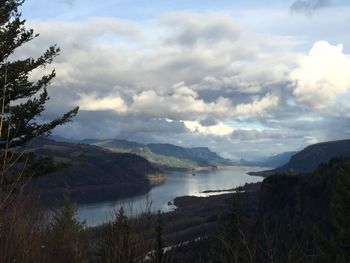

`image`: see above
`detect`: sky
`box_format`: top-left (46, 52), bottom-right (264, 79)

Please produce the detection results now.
top-left (15, 0), bottom-right (350, 160)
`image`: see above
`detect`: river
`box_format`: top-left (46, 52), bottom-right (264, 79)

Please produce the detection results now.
top-left (75, 166), bottom-right (264, 226)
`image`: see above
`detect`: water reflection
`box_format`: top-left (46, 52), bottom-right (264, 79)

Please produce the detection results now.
top-left (76, 166), bottom-right (264, 226)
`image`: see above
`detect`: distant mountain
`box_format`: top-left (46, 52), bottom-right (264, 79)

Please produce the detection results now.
top-left (250, 139), bottom-right (350, 176)
top-left (91, 139), bottom-right (143, 150)
top-left (85, 139), bottom-right (196, 171)
top-left (81, 139), bottom-right (231, 171)
top-left (49, 135), bottom-right (79, 143)
top-left (26, 138), bottom-right (163, 204)
top-left (190, 147), bottom-right (231, 164)
top-left (147, 143), bottom-right (230, 166)
top-left (241, 151), bottom-right (297, 168)
top-left (147, 143), bottom-right (203, 163)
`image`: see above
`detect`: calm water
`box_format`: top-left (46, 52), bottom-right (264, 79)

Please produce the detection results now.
top-left (76, 166), bottom-right (264, 226)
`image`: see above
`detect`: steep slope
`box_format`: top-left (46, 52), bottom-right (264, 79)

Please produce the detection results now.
top-left (256, 158), bottom-right (350, 259)
top-left (250, 139), bottom-right (350, 176)
top-left (92, 139), bottom-right (144, 150)
top-left (88, 139), bottom-right (197, 171)
top-left (147, 143), bottom-right (210, 166)
top-left (84, 139), bottom-right (230, 170)
top-left (147, 143), bottom-right (231, 166)
top-left (26, 138), bottom-right (163, 204)
top-left (241, 151), bottom-right (297, 168)
top-left (189, 147), bottom-right (231, 164)
top-left (279, 139), bottom-right (350, 173)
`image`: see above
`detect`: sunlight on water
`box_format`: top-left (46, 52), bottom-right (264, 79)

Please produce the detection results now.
top-left (76, 166), bottom-right (264, 226)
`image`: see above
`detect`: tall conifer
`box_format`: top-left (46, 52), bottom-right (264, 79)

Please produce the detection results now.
top-left (0, 0), bottom-right (78, 150)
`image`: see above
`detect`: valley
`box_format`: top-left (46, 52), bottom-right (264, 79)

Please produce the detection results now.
top-left (25, 137), bottom-right (236, 206)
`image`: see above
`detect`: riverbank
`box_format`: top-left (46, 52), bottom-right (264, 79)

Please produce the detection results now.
top-left (200, 181), bottom-right (262, 194)
top-left (147, 172), bottom-right (166, 185)
top-left (161, 164), bottom-right (250, 173)
top-left (248, 169), bottom-right (274, 177)
top-left (87, 181), bottom-right (262, 260)
top-left (153, 182), bottom-right (261, 247)
top-left (75, 166), bottom-right (264, 225)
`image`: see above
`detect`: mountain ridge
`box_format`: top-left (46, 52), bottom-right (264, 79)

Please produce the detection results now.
top-left (51, 136), bottom-right (232, 171)
top-left (250, 139), bottom-right (350, 176)
top-left (26, 138), bottom-right (163, 204)
top-left (240, 151), bottom-right (297, 168)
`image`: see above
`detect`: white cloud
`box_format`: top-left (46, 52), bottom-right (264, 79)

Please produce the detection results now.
top-left (126, 87), bottom-right (233, 119)
top-left (290, 41), bottom-right (350, 109)
top-left (304, 136), bottom-right (319, 144)
top-left (78, 93), bottom-right (128, 112)
top-left (184, 121), bottom-right (234, 136)
top-left (29, 18), bottom-right (143, 46)
top-left (234, 93), bottom-right (280, 116)
top-left (76, 87), bottom-right (280, 120)
top-left (22, 13), bottom-right (297, 99)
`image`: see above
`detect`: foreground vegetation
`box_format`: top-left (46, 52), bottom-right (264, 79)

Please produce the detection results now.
top-left (1, 158), bottom-right (349, 262)
top-left (0, 190), bottom-right (170, 262)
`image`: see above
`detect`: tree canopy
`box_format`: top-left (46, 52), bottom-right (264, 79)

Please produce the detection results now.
top-left (0, 0), bottom-right (78, 150)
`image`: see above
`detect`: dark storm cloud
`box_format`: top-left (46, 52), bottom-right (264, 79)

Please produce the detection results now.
top-left (197, 80), bottom-right (293, 106)
top-left (161, 13), bottom-right (242, 47)
top-left (231, 129), bottom-right (292, 141)
top-left (199, 118), bottom-right (218, 126)
top-left (305, 116), bottom-right (350, 141)
top-left (53, 110), bottom-right (188, 142)
top-left (290, 0), bottom-right (331, 14)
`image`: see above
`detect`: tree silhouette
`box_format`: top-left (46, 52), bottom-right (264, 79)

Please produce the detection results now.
top-left (0, 0), bottom-right (78, 150)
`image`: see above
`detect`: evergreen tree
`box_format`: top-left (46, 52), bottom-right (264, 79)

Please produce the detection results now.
top-left (153, 210), bottom-right (167, 263)
top-left (312, 160), bottom-right (350, 263)
top-left (47, 191), bottom-right (87, 263)
top-left (99, 207), bottom-right (136, 263)
top-left (331, 161), bottom-right (350, 262)
top-left (0, 0), bottom-right (78, 150)
top-left (217, 192), bottom-right (254, 263)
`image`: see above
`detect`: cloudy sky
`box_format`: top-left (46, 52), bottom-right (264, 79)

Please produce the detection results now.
top-left (17, 0), bottom-right (350, 160)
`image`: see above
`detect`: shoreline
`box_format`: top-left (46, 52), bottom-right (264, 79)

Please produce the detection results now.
top-left (147, 172), bottom-right (166, 185)
top-left (173, 164), bottom-right (269, 173)
top-left (248, 170), bottom-right (274, 177)
top-left (74, 166), bottom-right (264, 226)
top-left (74, 165), bottom-right (264, 208)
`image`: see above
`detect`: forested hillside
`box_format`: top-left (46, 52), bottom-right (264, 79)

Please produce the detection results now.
top-left (26, 138), bottom-right (163, 204)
